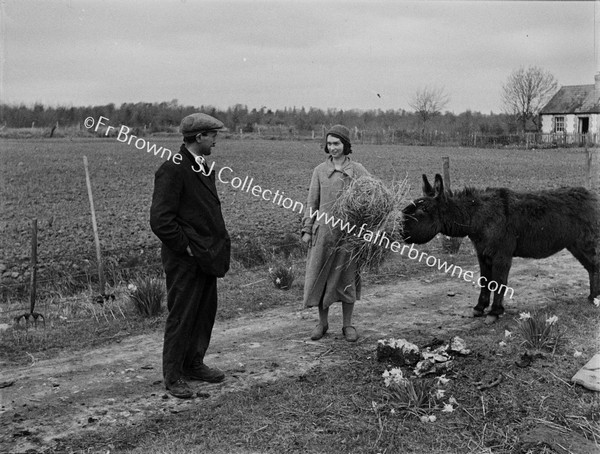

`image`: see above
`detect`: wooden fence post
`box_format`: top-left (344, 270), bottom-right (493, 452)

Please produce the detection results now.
top-left (586, 145), bottom-right (599, 193)
top-left (83, 156), bottom-right (105, 296)
top-left (442, 157), bottom-right (454, 195)
top-left (440, 157), bottom-right (462, 253)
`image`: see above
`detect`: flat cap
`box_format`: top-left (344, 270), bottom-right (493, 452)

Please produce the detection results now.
top-left (180, 113), bottom-right (225, 136)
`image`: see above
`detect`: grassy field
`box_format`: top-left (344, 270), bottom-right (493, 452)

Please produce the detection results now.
top-left (1, 138), bottom-right (599, 453)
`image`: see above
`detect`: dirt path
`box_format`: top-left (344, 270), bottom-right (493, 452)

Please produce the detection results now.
top-left (0, 250), bottom-right (592, 453)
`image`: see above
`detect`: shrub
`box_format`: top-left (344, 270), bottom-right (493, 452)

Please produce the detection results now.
top-left (516, 311), bottom-right (563, 352)
top-left (383, 368), bottom-right (438, 415)
top-left (127, 277), bottom-right (165, 317)
top-left (268, 263), bottom-right (295, 290)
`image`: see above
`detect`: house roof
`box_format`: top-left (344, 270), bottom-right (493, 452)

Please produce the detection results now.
top-left (540, 84), bottom-right (600, 114)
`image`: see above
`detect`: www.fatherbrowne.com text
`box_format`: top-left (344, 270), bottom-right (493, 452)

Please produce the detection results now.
top-left (85, 115), bottom-right (513, 298)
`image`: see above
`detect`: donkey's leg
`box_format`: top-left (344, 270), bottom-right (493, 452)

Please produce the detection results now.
top-left (567, 243), bottom-right (600, 301)
top-left (486, 255), bottom-right (513, 324)
top-left (473, 252), bottom-right (492, 317)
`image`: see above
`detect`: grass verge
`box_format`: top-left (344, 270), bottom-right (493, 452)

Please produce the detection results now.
top-left (52, 293), bottom-right (600, 454)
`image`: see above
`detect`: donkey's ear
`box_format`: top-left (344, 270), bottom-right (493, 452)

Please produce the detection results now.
top-left (433, 174), bottom-right (446, 199)
top-left (422, 174), bottom-right (434, 196)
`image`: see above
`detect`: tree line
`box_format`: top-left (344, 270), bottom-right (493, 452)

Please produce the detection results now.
top-left (0, 100), bottom-right (516, 136)
top-left (0, 66), bottom-right (558, 138)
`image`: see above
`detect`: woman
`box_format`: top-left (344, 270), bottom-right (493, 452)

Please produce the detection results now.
top-left (301, 125), bottom-right (369, 342)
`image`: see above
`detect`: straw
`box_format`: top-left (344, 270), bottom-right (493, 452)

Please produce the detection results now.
top-left (332, 175), bottom-right (410, 271)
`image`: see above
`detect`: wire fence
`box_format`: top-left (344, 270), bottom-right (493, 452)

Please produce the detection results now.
top-left (232, 127), bottom-right (599, 148)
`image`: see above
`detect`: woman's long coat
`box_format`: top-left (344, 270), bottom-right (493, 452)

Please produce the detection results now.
top-left (302, 156), bottom-right (369, 308)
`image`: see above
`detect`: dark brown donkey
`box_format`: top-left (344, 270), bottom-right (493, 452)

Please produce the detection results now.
top-left (401, 174), bottom-right (600, 323)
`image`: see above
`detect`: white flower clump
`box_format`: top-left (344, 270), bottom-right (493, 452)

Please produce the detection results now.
top-left (382, 368), bottom-right (406, 387)
top-left (378, 338), bottom-right (419, 353)
top-left (420, 415), bottom-right (437, 423)
top-left (437, 375), bottom-right (450, 386)
top-left (519, 312), bottom-right (531, 320)
top-left (127, 283), bottom-right (138, 292)
top-left (545, 315), bottom-right (559, 325)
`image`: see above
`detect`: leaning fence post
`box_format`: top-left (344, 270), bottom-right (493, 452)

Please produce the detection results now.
top-left (83, 156), bottom-right (105, 296)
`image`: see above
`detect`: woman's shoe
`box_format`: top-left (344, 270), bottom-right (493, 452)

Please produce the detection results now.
top-left (342, 326), bottom-right (358, 342)
top-left (310, 323), bottom-right (328, 340)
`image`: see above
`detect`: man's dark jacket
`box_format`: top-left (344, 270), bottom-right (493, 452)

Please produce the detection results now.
top-left (150, 146), bottom-right (230, 277)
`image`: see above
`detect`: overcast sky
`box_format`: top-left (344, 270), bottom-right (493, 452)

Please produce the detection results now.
top-left (1, 0), bottom-right (597, 114)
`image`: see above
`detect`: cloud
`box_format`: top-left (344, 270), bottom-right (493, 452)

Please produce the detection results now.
top-left (2, 0), bottom-right (596, 113)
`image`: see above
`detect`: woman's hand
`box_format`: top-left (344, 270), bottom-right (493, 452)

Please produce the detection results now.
top-left (301, 232), bottom-right (311, 244)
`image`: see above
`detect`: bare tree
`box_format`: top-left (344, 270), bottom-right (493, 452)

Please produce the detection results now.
top-left (501, 66), bottom-right (558, 132)
top-left (409, 86), bottom-right (450, 129)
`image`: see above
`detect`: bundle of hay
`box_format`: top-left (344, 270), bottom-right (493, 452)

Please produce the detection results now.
top-left (332, 175), bottom-right (410, 271)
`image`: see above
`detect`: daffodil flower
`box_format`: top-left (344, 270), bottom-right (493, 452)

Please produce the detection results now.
top-left (437, 375), bottom-right (450, 385)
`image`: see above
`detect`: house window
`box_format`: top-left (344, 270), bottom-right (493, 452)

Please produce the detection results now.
top-left (578, 117), bottom-right (589, 134)
top-left (554, 116), bottom-right (565, 133)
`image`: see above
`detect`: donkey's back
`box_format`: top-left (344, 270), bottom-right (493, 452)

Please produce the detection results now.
top-left (478, 186), bottom-right (600, 259)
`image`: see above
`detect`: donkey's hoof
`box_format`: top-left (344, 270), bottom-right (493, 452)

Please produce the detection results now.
top-left (484, 314), bottom-right (499, 325)
top-left (472, 309), bottom-right (485, 318)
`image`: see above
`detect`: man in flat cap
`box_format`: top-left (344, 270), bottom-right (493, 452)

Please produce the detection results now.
top-left (150, 112), bottom-right (231, 398)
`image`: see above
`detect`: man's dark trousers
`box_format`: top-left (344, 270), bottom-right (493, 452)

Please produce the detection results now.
top-left (161, 245), bottom-right (217, 387)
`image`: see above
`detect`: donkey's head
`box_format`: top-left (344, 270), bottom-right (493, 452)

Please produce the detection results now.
top-left (401, 174), bottom-right (448, 244)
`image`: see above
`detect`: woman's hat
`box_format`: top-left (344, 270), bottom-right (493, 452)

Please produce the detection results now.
top-left (326, 124), bottom-right (351, 145)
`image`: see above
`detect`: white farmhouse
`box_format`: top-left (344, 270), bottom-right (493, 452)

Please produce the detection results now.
top-left (540, 73), bottom-right (600, 144)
